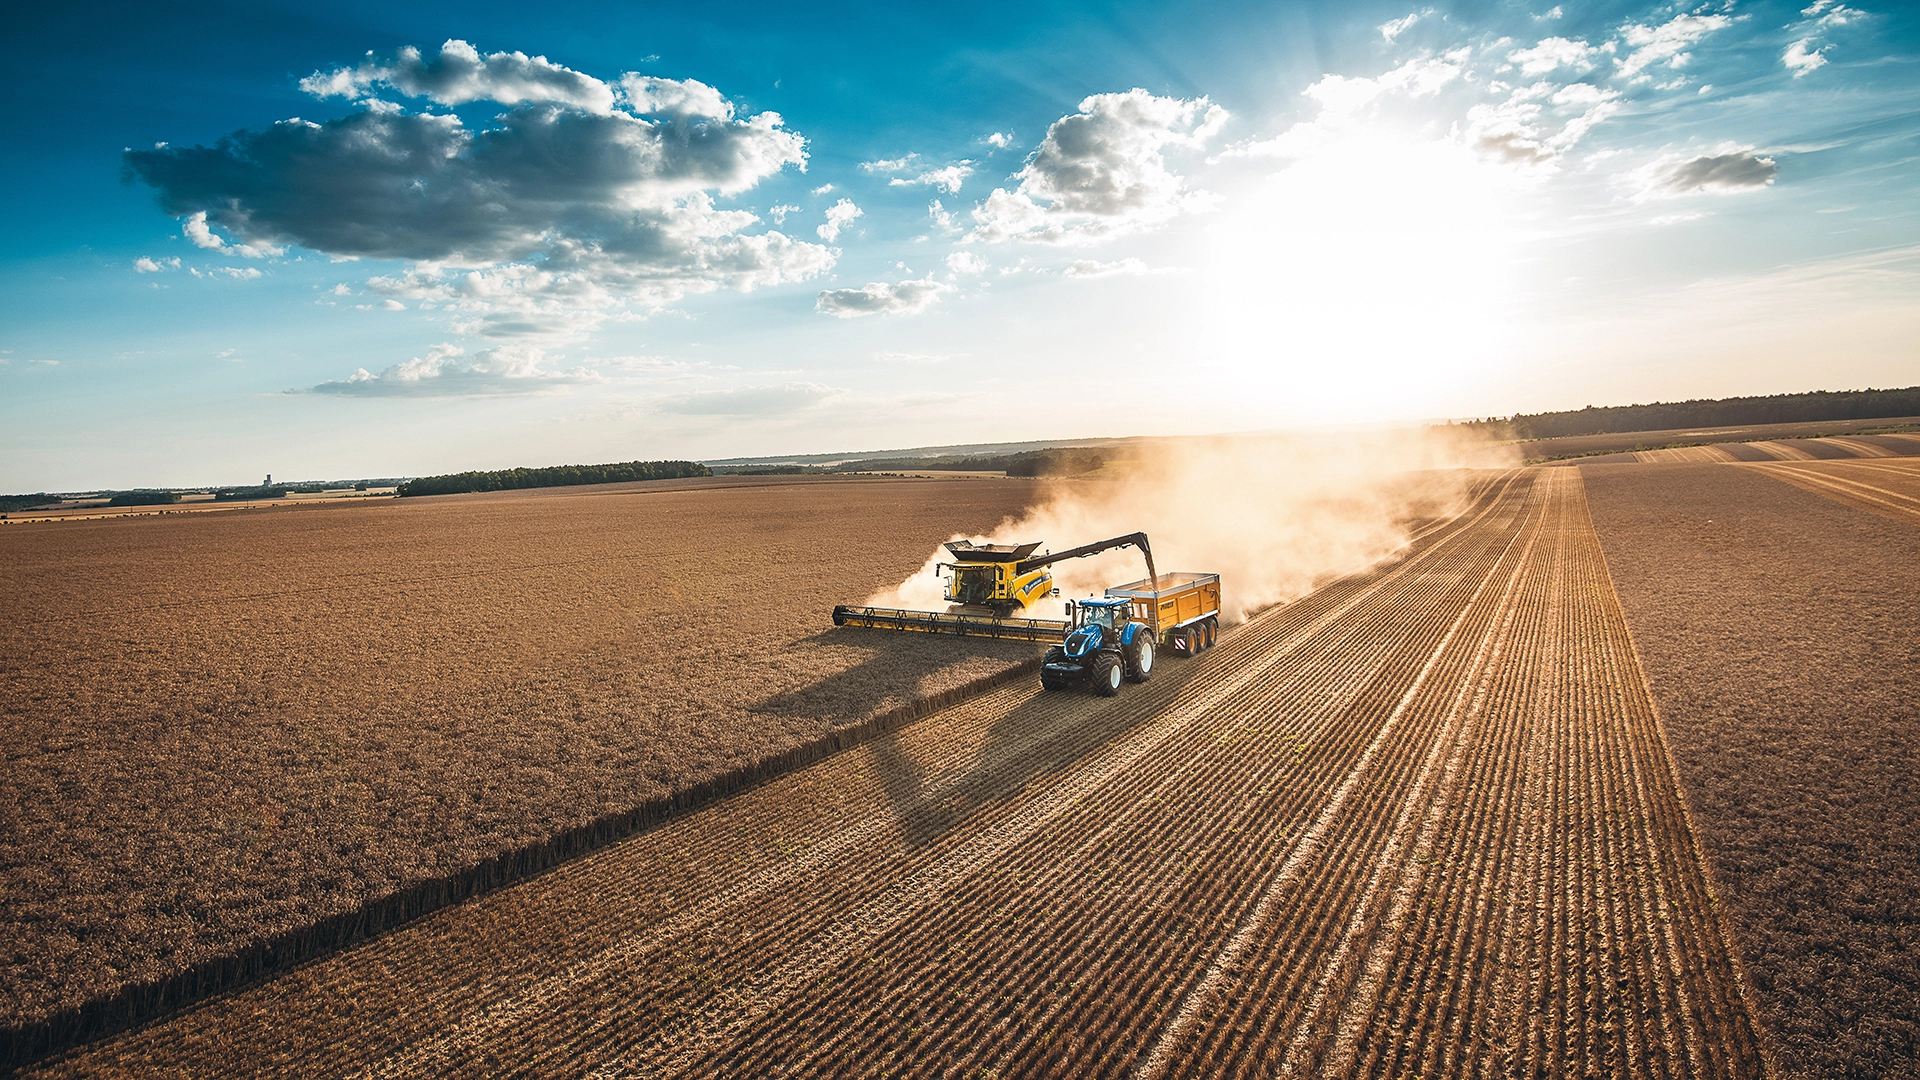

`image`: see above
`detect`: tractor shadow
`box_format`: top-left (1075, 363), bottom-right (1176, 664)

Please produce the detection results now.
top-left (752, 627), bottom-right (1218, 849)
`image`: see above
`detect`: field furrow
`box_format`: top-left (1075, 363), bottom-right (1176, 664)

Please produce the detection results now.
top-left (1743, 458), bottom-right (1920, 524)
top-left (26, 468), bottom-right (1766, 1078)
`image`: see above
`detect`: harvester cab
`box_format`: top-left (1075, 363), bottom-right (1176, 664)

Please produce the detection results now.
top-left (939, 541), bottom-right (1056, 615)
top-left (1041, 597), bottom-right (1155, 697)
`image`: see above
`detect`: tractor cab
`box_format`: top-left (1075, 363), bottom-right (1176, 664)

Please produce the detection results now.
top-left (1068, 597), bottom-right (1129, 633)
top-left (1062, 596), bottom-right (1134, 657)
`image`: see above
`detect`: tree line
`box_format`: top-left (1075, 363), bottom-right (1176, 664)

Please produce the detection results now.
top-left (396, 459), bottom-right (712, 497)
top-left (830, 447), bottom-right (1110, 476)
top-left (1478, 386), bottom-right (1920, 440)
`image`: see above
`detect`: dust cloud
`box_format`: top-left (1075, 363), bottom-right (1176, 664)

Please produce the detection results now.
top-left (866, 427), bottom-right (1518, 624)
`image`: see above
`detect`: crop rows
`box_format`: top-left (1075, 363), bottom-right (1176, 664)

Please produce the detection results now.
top-left (31, 469), bottom-right (1764, 1078)
top-left (1743, 456), bottom-right (1920, 525)
top-left (1582, 459), bottom-right (1920, 1079)
top-left (1625, 434), bottom-right (1920, 465)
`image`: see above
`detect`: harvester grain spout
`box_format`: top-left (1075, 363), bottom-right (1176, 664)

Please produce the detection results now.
top-left (1016, 531), bottom-right (1157, 592)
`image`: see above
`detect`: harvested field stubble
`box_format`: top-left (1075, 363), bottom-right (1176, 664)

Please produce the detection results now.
top-left (0, 475), bottom-right (1041, 1061)
top-left (1584, 461), bottom-right (1920, 1079)
top-left (34, 468), bottom-right (1766, 1078)
top-left (1516, 416), bottom-right (1920, 462)
top-left (1742, 456), bottom-right (1920, 525)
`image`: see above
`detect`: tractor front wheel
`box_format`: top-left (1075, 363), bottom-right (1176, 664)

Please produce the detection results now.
top-left (1092, 654), bottom-right (1123, 697)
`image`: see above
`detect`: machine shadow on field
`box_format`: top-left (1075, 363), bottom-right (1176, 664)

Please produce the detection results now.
top-left (762, 627), bottom-right (1220, 848)
top-left (748, 627), bottom-right (1036, 724)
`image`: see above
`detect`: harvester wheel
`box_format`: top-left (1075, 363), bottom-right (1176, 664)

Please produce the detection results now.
top-left (1092, 654), bottom-right (1123, 697)
top-left (1125, 636), bottom-right (1154, 682)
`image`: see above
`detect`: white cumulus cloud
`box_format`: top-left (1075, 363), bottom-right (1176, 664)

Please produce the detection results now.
top-left (817, 198), bottom-right (864, 241)
top-left (1782, 39), bottom-right (1828, 74)
top-left (945, 251), bottom-right (989, 275)
top-left (181, 210), bottom-right (284, 258)
top-left (1616, 13), bottom-right (1733, 79)
top-left (304, 342), bottom-right (597, 396)
top-left (865, 154), bottom-right (975, 194)
top-left (892, 164), bottom-right (974, 194)
top-left (1380, 13), bottom-right (1421, 42)
top-left (969, 89), bottom-right (1228, 244)
top-left (1782, 1), bottom-right (1867, 77)
top-left (133, 256), bottom-right (180, 273)
top-left (189, 265), bottom-right (264, 279)
top-left (1464, 80), bottom-right (1621, 167)
top-left (301, 39), bottom-right (618, 113)
top-left (128, 41), bottom-right (833, 384)
top-left (815, 276), bottom-right (954, 318)
top-left (1063, 257), bottom-right (1150, 278)
top-left (1636, 150), bottom-right (1779, 199)
top-left (1508, 36), bottom-right (1597, 76)
top-left (1228, 53), bottom-right (1468, 161)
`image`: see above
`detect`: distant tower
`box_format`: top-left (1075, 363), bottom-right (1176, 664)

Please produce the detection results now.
top-left (265, 474), bottom-right (272, 486)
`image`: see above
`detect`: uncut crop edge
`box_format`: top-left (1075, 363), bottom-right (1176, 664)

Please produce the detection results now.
top-left (1, 656), bottom-right (1041, 1073)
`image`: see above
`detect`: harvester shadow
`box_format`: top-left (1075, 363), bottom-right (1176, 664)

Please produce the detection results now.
top-left (748, 627), bottom-right (1035, 727)
top-left (754, 627), bottom-right (1217, 849)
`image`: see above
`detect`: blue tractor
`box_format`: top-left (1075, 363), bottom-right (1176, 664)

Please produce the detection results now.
top-left (1040, 597), bottom-right (1155, 696)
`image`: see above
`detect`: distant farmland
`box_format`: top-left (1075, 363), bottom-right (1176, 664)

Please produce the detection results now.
top-left (1519, 417), bottom-right (1920, 463)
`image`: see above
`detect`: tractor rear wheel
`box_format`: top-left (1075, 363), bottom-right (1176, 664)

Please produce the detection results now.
top-left (1125, 636), bottom-right (1154, 682)
top-left (1092, 654), bottom-right (1123, 697)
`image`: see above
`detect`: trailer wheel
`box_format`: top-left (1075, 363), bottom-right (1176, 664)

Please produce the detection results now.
top-left (1125, 636), bottom-right (1154, 682)
top-left (1203, 617), bottom-right (1218, 650)
top-left (1092, 654), bottom-right (1123, 696)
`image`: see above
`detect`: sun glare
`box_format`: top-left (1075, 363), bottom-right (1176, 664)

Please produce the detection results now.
top-left (1198, 133), bottom-right (1523, 421)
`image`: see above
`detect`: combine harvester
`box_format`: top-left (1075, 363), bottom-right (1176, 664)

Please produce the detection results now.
top-left (832, 532), bottom-right (1222, 695)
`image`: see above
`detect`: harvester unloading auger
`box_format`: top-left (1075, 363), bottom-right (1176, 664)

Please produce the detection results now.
top-left (831, 532), bottom-right (1224, 691)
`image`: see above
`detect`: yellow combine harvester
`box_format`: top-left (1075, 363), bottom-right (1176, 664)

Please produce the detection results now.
top-left (832, 532), bottom-right (1223, 667)
top-left (834, 533), bottom-right (1152, 641)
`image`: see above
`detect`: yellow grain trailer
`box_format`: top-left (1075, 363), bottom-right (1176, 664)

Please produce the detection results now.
top-left (1102, 572), bottom-right (1223, 656)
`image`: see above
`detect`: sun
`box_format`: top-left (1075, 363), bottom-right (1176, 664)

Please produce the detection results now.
top-left (1196, 131), bottom-right (1525, 422)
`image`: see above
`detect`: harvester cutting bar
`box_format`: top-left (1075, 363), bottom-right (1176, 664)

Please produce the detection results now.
top-left (832, 605), bottom-right (1067, 642)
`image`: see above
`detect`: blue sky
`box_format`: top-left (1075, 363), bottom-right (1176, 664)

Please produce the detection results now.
top-left (2, 0), bottom-right (1915, 489)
